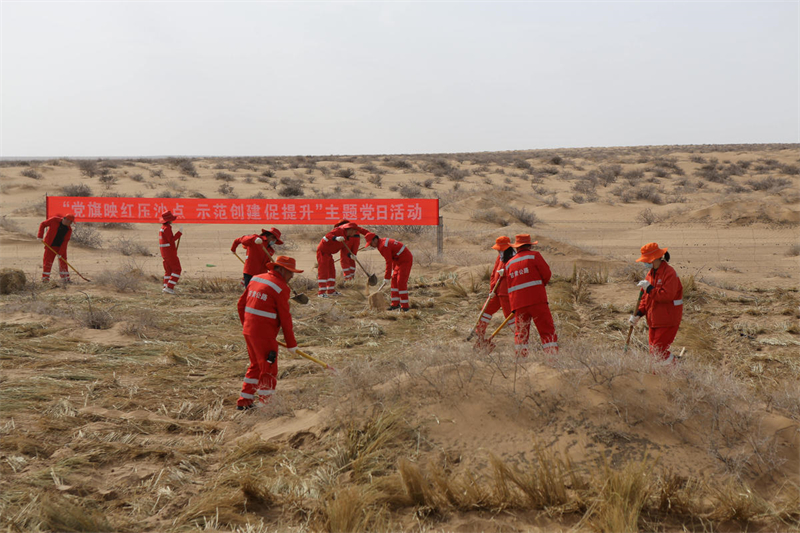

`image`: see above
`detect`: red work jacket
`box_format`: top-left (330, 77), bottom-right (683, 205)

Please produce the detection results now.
top-left (231, 234), bottom-right (276, 276)
top-left (237, 270), bottom-right (297, 348)
top-left (38, 216), bottom-right (72, 248)
top-left (506, 249), bottom-right (552, 311)
top-left (316, 227), bottom-right (348, 255)
top-left (377, 238), bottom-right (412, 279)
top-left (638, 262), bottom-right (683, 328)
top-left (159, 224), bottom-right (182, 259)
top-left (490, 255), bottom-right (510, 296)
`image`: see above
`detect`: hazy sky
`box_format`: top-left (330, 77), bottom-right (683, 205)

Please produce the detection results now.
top-left (1, 1), bottom-right (797, 157)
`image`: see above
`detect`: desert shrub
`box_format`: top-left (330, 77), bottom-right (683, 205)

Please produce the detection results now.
top-left (471, 210), bottom-right (510, 226)
top-left (71, 224), bottom-right (103, 248)
top-left (778, 163), bottom-right (799, 175)
top-left (171, 158), bottom-right (198, 177)
top-left (0, 269), bottom-right (27, 294)
top-left (540, 166), bottom-right (560, 176)
top-left (544, 194), bottom-right (559, 207)
top-left (112, 237), bottom-right (151, 256)
top-left (261, 169), bottom-right (275, 178)
top-left (572, 177), bottom-right (598, 194)
top-left (218, 183), bottom-right (235, 196)
top-left (398, 184), bottom-right (422, 198)
top-left (367, 175), bottom-right (383, 188)
top-left (785, 244), bottom-right (800, 257)
top-left (278, 178), bottom-right (304, 197)
top-left (637, 208), bottom-right (661, 226)
top-left (99, 174), bottom-right (118, 186)
top-left (746, 176), bottom-right (790, 192)
top-left (514, 160), bottom-right (531, 170)
top-left (20, 168), bottom-right (42, 180)
top-left (384, 158), bottom-right (413, 169)
top-left (690, 155), bottom-right (707, 164)
top-left (73, 296), bottom-right (115, 329)
top-left (422, 178), bottom-right (435, 189)
top-left (150, 168), bottom-right (164, 179)
top-left (96, 267), bottom-right (143, 292)
top-left (425, 159), bottom-right (453, 177)
top-left (76, 160), bottom-right (99, 177)
top-left (130, 173), bottom-right (145, 182)
top-left (597, 165), bottom-right (622, 185)
top-left (61, 183), bottom-right (93, 197)
top-left (194, 276), bottom-right (241, 293)
top-left (549, 155), bottom-right (563, 165)
top-left (447, 168), bottom-right (469, 182)
top-left (335, 168), bottom-right (356, 179)
top-left (215, 172), bottom-right (235, 182)
top-left (505, 205), bottom-right (538, 226)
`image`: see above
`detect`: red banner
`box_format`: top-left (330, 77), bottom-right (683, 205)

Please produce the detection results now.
top-left (47, 197), bottom-right (440, 225)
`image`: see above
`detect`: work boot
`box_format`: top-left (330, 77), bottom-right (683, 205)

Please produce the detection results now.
top-left (236, 404), bottom-right (256, 411)
top-left (386, 305), bottom-right (400, 311)
top-left (329, 291), bottom-right (342, 296)
top-left (401, 308), bottom-right (409, 312)
top-left (317, 294), bottom-right (329, 298)
top-left (163, 287), bottom-right (176, 295)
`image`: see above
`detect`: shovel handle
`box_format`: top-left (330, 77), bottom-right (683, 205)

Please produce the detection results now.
top-left (488, 311), bottom-right (515, 341)
top-left (624, 290), bottom-right (645, 352)
top-left (277, 340), bottom-right (337, 373)
top-left (233, 252), bottom-right (245, 265)
top-left (467, 271), bottom-right (505, 340)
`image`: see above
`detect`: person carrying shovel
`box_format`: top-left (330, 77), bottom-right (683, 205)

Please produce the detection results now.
top-left (316, 222), bottom-right (360, 297)
top-left (628, 242), bottom-right (683, 365)
top-left (506, 234), bottom-right (558, 358)
top-left (235, 255), bottom-right (302, 410)
top-left (231, 227), bottom-right (283, 288)
top-left (158, 210), bottom-right (183, 294)
top-left (474, 236), bottom-right (516, 351)
top-left (333, 219), bottom-right (368, 282)
top-left (365, 232), bottom-right (414, 311)
top-left (37, 213), bottom-right (75, 283)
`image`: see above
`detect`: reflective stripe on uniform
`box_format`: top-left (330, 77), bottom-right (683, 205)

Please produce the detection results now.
top-left (243, 378), bottom-right (258, 384)
top-left (239, 392), bottom-right (255, 399)
top-left (322, 237), bottom-right (329, 242)
top-left (251, 277), bottom-right (282, 293)
top-left (507, 280), bottom-right (542, 293)
top-left (506, 254), bottom-right (534, 267)
top-left (257, 389), bottom-right (274, 396)
top-left (399, 290), bottom-right (408, 294)
top-left (159, 243), bottom-right (171, 247)
top-left (245, 307), bottom-right (277, 319)
top-left (171, 273), bottom-right (180, 278)
top-left (673, 299), bottom-right (683, 305)
top-left (396, 245), bottom-right (406, 257)
top-left (542, 342), bottom-right (558, 349)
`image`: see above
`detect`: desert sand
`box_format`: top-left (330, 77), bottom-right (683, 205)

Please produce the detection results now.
top-left (1, 144), bottom-right (798, 532)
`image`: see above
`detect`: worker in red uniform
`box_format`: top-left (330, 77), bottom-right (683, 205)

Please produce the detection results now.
top-left (365, 232), bottom-right (414, 311)
top-left (231, 227), bottom-right (282, 288)
top-left (506, 234), bottom-right (558, 358)
top-left (316, 222), bottom-right (360, 297)
top-left (333, 219), bottom-right (367, 282)
top-left (629, 243), bottom-right (683, 365)
top-left (158, 210), bottom-right (183, 294)
top-left (37, 213), bottom-right (75, 282)
top-left (475, 236), bottom-right (515, 351)
top-left (235, 255), bottom-right (301, 410)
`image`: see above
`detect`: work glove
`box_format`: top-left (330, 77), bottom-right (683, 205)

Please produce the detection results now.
top-left (497, 269), bottom-right (505, 276)
top-left (178, 225), bottom-right (184, 232)
top-left (37, 237), bottom-right (43, 241)
top-left (628, 315), bottom-right (641, 326)
top-left (287, 346), bottom-right (298, 354)
top-left (255, 237), bottom-right (263, 244)
top-left (335, 236), bottom-right (346, 242)
top-left (637, 280), bottom-right (652, 292)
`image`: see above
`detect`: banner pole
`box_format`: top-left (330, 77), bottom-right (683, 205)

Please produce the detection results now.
top-left (437, 215), bottom-right (443, 256)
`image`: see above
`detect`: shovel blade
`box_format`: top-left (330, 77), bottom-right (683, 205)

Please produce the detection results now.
top-left (368, 274), bottom-right (378, 286)
top-left (293, 293), bottom-right (309, 305)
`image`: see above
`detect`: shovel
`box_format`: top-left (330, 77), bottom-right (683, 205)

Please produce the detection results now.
top-left (42, 241), bottom-right (91, 282)
top-left (259, 244), bottom-right (309, 304)
top-left (466, 272), bottom-right (504, 341)
top-left (624, 290), bottom-right (645, 353)
top-left (277, 340), bottom-right (337, 373)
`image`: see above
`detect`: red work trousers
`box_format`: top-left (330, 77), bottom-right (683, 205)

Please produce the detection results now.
top-left (514, 303), bottom-right (558, 358)
top-left (340, 250), bottom-right (356, 280)
top-left (162, 255), bottom-right (182, 289)
top-left (390, 257), bottom-right (413, 309)
top-left (648, 325), bottom-right (680, 362)
top-left (317, 250), bottom-right (336, 295)
top-left (238, 333), bottom-right (279, 407)
top-left (42, 245), bottom-right (69, 281)
top-left (475, 294), bottom-right (511, 339)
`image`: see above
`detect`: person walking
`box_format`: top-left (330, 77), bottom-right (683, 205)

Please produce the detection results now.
top-left (235, 255), bottom-right (301, 410)
top-left (37, 213), bottom-right (75, 283)
top-left (475, 236), bottom-right (515, 350)
top-left (158, 211), bottom-right (183, 294)
top-left (365, 232), bottom-right (414, 311)
top-left (231, 227), bottom-right (283, 288)
top-left (629, 243), bottom-right (683, 364)
top-left (333, 219), bottom-right (368, 282)
top-left (316, 222), bottom-right (360, 297)
top-left (506, 234), bottom-right (558, 357)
